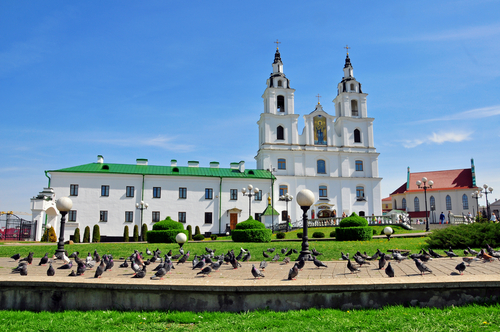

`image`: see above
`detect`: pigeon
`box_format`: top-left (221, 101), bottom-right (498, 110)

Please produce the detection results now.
top-left (312, 256), bottom-right (328, 268)
top-left (251, 264), bottom-right (265, 279)
top-left (146, 248), bottom-right (152, 256)
top-left (197, 266), bottom-right (213, 277)
top-left (119, 259), bottom-right (129, 268)
top-left (242, 252), bottom-right (251, 262)
top-left (179, 247), bottom-right (184, 255)
top-left (164, 261), bottom-right (173, 274)
top-left (210, 260), bottom-right (222, 272)
top-left (192, 255), bottom-right (199, 268)
top-left (58, 261), bottom-right (73, 269)
top-left (263, 251), bottom-right (269, 259)
top-left (20, 252), bottom-right (34, 265)
top-left (267, 248), bottom-right (276, 253)
top-left (133, 266), bottom-right (147, 278)
top-left (463, 249), bottom-right (469, 256)
top-left (288, 264), bottom-right (299, 280)
top-left (12, 262), bottom-right (27, 273)
top-left (172, 253), bottom-right (182, 260)
top-left (94, 250), bottom-right (100, 263)
top-left (379, 253), bottom-right (387, 270)
top-left (296, 258), bottom-right (305, 271)
top-left (392, 251), bottom-right (407, 263)
top-left (10, 253), bottom-right (21, 261)
top-left (468, 247), bottom-right (478, 255)
top-left (455, 262), bottom-right (466, 275)
top-left (47, 263), bottom-right (55, 276)
top-left (105, 256), bottom-right (114, 271)
top-left (479, 249), bottom-right (494, 262)
top-left (354, 255), bottom-right (371, 266)
top-left (341, 252), bottom-right (349, 260)
top-left (368, 250), bottom-right (380, 261)
top-left (414, 258), bottom-right (432, 276)
top-left (462, 257), bottom-right (477, 266)
top-left (230, 257), bottom-right (241, 269)
top-left (68, 270), bottom-right (76, 277)
top-left (205, 247), bottom-right (214, 254)
top-left (292, 249), bottom-right (298, 254)
top-left (428, 249), bottom-right (443, 258)
top-left (312, 248), bottom-right (322, 256)
top-left (285, 248), bottom-right (294, 256)
top-left (94, 260), bottom-right (105, 278)
top-left (385, 262), bottom-right (395, 278)
top-left (151, 268), bottom-right (167, 280)
top-left (236, 250), bottom-right (244, 261)
top-left (38, 253), bottom-right (49, 266)
top-left (282, 257), bottom-right (291, 264)
top-left (19, 264), bottom-right (28, 276)
top-left (347, 259), bottom-right (360, 274)
top-left (444, 250), bottom-right (458, 259)
top-left (192, 258), bottom-right (206, 270)
top-left (68, 251), bottom-right (79, 259)
top-left (77, 261), bottom-right (87, 276)
top-left (259, 260), bottom-right (268, 271)
top-left (419, 254), bottom-right (432, 263)
top-left (177, 251), bottom-right (190, 265)
top-left (281, 248), bottom-right (288, 254)
top-left (272, 254), bottom-right (280, 262)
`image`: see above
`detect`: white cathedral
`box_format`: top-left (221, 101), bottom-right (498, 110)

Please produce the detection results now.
top-left (30, 47), bottom-right (382, 241)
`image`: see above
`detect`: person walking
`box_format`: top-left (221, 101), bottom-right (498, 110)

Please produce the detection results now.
top-left (491, 213), bottom-right (498, 223)
top-left (439, 212), bottom-right (445, 224)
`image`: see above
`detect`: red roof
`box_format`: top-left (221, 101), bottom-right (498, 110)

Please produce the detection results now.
top-left (390, 182), bottom-right (407, 195)
top-left (382, 197), bottom-right (392, 202)
top-left (407, 168), bottom-right (474, 192)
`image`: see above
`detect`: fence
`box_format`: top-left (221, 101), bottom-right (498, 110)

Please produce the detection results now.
top-left (0, 213), bottom-right (37, 241)
top-left (271, 215), bottom-right (403, 232)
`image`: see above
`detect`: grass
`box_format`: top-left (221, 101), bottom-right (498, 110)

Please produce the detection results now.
top-left (1, 304), bottom-right (499, 331)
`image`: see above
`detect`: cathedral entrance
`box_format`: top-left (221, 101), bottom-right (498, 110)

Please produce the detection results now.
top-left (230, 213), bottom-right (238, 230)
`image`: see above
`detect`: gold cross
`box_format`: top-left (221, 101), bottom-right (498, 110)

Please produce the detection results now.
top-left (344, 45), bottom-right (350, 55)
top-left (316, 94), bottom-right (321, 104)
top-left (275, 39), bottom-right (281, 49)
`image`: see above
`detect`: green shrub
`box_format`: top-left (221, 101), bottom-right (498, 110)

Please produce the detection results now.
top-left (232, 217), bottom-right (271, 242)
top-left (187, 225), bottom-right (193, 241)
top-left (73, 227), bottom-right (81, 243)
top-left (123, 226), bottom-right (129, 242)
top-left (147, 216), bottom-right (188, 243)
top-left (426, 223), bottom-right (500, 249)
top-left (152, 216), bottom-right (184, 231)
top-left (133, 225), bottom-right (139, 242)
top-left (211, 234), bottom-right (218, 240)
top-left (339, 212), bottom-right (368, 227)
top-left (142, 224), bottom-right (148, 241)
top-left (92, 224), bottom-right (100, 243)
top-left (41, 227), bottom-right (57, 242)
top-left (83, 226), bottom-right (90, 243)
top-left (330, 230), bottom-right (336, 238)
top-left (336, 227), bottom-right (373, 241)
top-left (234, 217), bottom-right (265, 230)
top-left (276, 232), bottom-right (286, 239)
top-left (193, 234), bottom-right (205, 241)
top-left (195, 226), bottom-right (201, 235)
top-left (297, 232), bottom-right (303, 239)
top-left (374, 229), bottom-right (378, 235)
top-left (312, 231), bottom-right (325, 238)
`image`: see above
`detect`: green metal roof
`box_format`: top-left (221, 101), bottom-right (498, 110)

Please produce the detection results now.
top-left (48, 162), bottom-right (275, 180)
top-left (262, 204), bottom-right (280, 216)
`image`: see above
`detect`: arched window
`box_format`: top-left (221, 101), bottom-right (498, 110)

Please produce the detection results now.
top-left (359, 211), bottom-right (365, 216)
top-left (350, 83), bottom-right (355, 91)
top-left (402, 198), bottom-right (407, 210)
top-left (278, 80), bottom-right (283, 87)
top-left (277, 158), bottom-right (286, 170)
top-left (394, 200), bottom-right (397, 209)
top-left (414, 197), bottom-right (420, 212)
top-left (462, 194), bottom-right (469, 209)
top-left (430, 196), bottom-right (435, 210)
top-left (277, 95), bottom-right (285, 112)
top-left (279, 185), bottom-right (288, 196)
top-left (319, 185), bottom-right (327, 197)
top-left (446, 195), bottom-right (452, 210)
top-left (355, 160), bottom-right (363, 171)
top-left (317, 160), bottom-right (326, 174)
top-left (351, 100), bottom-right (358, 116)
top-left (356, 186), bottom-right (365, 200)
top-left (354, 129), bottom-right (361, 143)
top-left (277, 126), bottom-right (284, 140)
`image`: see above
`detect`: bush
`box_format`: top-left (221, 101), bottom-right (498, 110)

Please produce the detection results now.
top-left (195, 226), bottom-right (201, 235)
top-left (133, 225), bottom-right (139, 242)
top-left (374, 229), bottom-right (378, 235)
top-left (339, 212), bottom-right (369, 227)
top-left (231, 217), bottom-right (271, 242)
top-left (146, 216), bottom-right (188, 243)
top-left (73, 228), bottom-right (81, 243)
top-left (193, 234), bottom-right (205, 241)
top-left (330, 230), bottom-right (336, 238)
top-left (336, 227), bottom-right (373, 241)
top-left (92, 224), bottom-right (100, 243)
top-left (426, 223), bottom-right (500, 249)
top-left (41, 227), bottom-right (57, 242)
top-left (187, 225), bottom-right (193, 241)
top-left (142, 224), bottom-right (148, 241)
top-left (211, 234), bottom-right (218, 240)
top-left (297, 232), bottom-right (303, 239)
top-left (276, 232), bottom-right (286, 239)
top-left (123, 226), bottom-right (129, 242)
top-left (312, 231), bottom-right (325, 238)
top-left (83, 226), bottom-right (90, 243)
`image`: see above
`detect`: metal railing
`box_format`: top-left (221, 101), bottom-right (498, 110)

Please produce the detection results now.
top-left (0, 213), bottom-right (37, 241)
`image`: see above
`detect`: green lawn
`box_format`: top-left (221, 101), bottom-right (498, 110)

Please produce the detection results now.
top-left (1, 304), bottom-right (499, 331)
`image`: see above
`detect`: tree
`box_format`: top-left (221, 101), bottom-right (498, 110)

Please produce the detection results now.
top-left (187, 225), bottom-right (193, 241)
top-left (133, 225), bottom-right (139, 242)
top-left (195, 226), bottom-right (201, 236)
top-left (123, 225), bottom-right (129, 242)
top-left (73, 227), bottom-right (81, 243)
top-left (83, 226), bottom-right (90, 243)
top-left (141, 223), bottom-right (148, 241)
top-left (92, 224), bottom-right (100, 243)
top-left (41, 227), bottom-right (57, 242)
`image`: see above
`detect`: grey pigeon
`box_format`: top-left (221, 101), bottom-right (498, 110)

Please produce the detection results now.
top-left (455, 262), bottom-right (466, 275)
top-left (38, 253), bottom-right (49, 266)
top-left (146, 248), bottom-right (152, 255)
top-left (312, 248), bottom-right (322, 256)
top-left (151, 268), bottom-right (167, 280)
top-left (259, 260), bottom-right (268, 271)
top-left (197, 266), bottom-right (212, 277)
top-left (281, 248), bottom-right (288, 254)
top-left (94, 260), bottom-right (105, 278)
top-left (77, 261), bottom-right (87, 276)
top-left (414, 258), bottom-right (432, 276)
top-left (192, 258), bottom-right (206, 270)
top-left (10, 253), bottom-right (21, 261)
top-left (177, 251), bottom-right (190, 265)
top-left (444, 250), bottom-right (458, 259)
top-left (285, 248), bottom-right (293, 256)
top-left (210, 260), bottom-right (222, 272)
top-left (236, 250), bottom-right (244, 261)
top-left (242, 252), bottom-right (251, 262)
top-left (47, 263), bottom-right (55, 276)
top-left (462, 257), bottom-right (477, 266)
top-left (313, 256), bottom-right (328, 268)
top-left (296, 258), bottom-right (305, 271)
top-left (379, 253), bottom-right (387, 270)
top-left (292, 249), bottom-right (298, 254)
top-left (20, 252), bottom-right (34, 265)
top-left (341, 252), bottom-right (349, 260)
top-left (133, 266), bottom-right (147, 278)
top-left (119, 259), bottom-right (129, 268)
top-left (251, 264), bottom-right (265, 279)
top-left (347, 259), bottom-right (360, 274)
top-left (282, 257), bottom-right (291, 264)
top-left (468, 247), bottom-right (478, 255)
top-left (267, 248), bottom-right (276, 253)
top-left (19, 264), bottom-right (28, 276)
top-left (68, 270), bottom-right (76, 276)
top-left (288, 264), bottom-right (299, 280)
top-left (272, 254), bottom-right (280, 262)
top-left (58, 261), bottom-right (73, 269)
top-left (385, 262), bottom-right (395, 277)
top-left (12, 262), bottom-right (27, 273)
top-left (262, 251), bottom-right (269, 259)
top-left (354, 255), bottom-right (370, 266)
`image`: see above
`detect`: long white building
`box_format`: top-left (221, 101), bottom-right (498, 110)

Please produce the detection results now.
top-left (31, 47), bottom-right (382, 241)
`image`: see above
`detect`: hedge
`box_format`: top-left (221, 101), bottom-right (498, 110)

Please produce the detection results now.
top-left (195, 226), bottom-right (201, 235)
top-left (193, 234), bottom-right (205, 241)
top-left (83, 226), bottom-right (90, 243)
top-left (339, 212), bottom-right (368, 227)
top-left (276, 232), bottom-right (286, 239)
top-left (73, 228), bottom-right (81, 243)
top-left (142, 224), bottom-right (148, 241)
top-left (152, 216), bottom-right (184, 231)
top-left (231, 217), bottom-right (271, 242)
top-left (335, 226), bottom-right (373, 241)
top-left (133, 225), bottom-right (139, 242)
top-left (123, 226), bottom-right (129, 242)
top-left (187, 225), bottom-right (193, 241)
top-left (297, 232), bottom-right (303, 239)
top-left (92, 224), bottom-right (100, 243)
top-left (329, 230), bottom-right (336, 238)
top-left (234, 217), bottom-right (265, 230)
top-left (312, 231), bottom-right (325, 238)
top-left (147, 216), bottom-right (188, 243)
top-left (426, 223), bottom-right (500, 249)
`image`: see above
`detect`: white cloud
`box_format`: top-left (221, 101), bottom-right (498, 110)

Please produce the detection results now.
top-left (402, 131), bottom-right (473, 148)
top-left (414, 105), bottom-right (500, 124)
top-left (95, 135), bottom-right (195, 152)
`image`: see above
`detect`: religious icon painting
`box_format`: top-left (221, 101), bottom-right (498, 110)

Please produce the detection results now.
top-left (314, 115), bottom-right (327, 145)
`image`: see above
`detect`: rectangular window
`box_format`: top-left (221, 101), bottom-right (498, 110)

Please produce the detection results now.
top-left (178, 212), bottom-right (186, 223)
top-left (230, 189), bottom-right (238, 200)
top-left (282, 210), bottom-right (288, 221)
top-left (100, 210), bottom-right (108, 222)
top-left (356, 186), bottom-right (365, 200)
top-left (153, 187), bottom-right (161, 198)
top-left (254, 213), bottom-right (262, 222)
top-left (101, 185), bottom-right (109, 197)
top-left (152, 211), bottom-right (160, 222)
top-left (205, 212), bottom-right (212, 224)
top-left (278, 158), bottom-right (286, 170)
top-left (279, 185), bottom-right (288, 196)
top-left (70, 184), bottom-right (79, 196)
top-left (125, 211), bottom-right (134, 222)
top-left (205, 188), bottom-right (213, 200)
top-left (355, 160), bottom-right (363, 171)
top-left (126, 186), bottom-right (134, 197)
top-left (179, 187), bottom-right (187, 199)
top-left (255, 190), bottom-right (262, 201)
top-left (319, 185), bottom-right (328, 198)
top-left (68, 210), bottom-right (77, 222)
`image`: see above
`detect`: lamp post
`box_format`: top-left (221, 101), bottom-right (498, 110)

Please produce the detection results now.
top-left (242, 184), bottom-right (259, 218)
top-left (55, 197), bottom-right (73, 259)
top-left (480, 184), bottom-right (494, 220)
top-left (416, 177), bottom-right (433, 232)
top-left (136, 201), bottom-right (149, 241)
top-left (296, 189), bottom-right (315, 262)
top-left (280, 193), bottom-right (293, 230)
top-left (471, 190), bottom-right (483, 218)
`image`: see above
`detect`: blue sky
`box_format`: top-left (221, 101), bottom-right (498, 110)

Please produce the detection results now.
top-left (1, 1), bottom-right (499, 214)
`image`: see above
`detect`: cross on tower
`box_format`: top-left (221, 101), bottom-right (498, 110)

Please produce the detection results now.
top-left (316, 94), bottom-right (321, 104)
top-left (275, 39), bottom-right (281, 49)
top-left (344, 45), bottom-right (350, 55)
